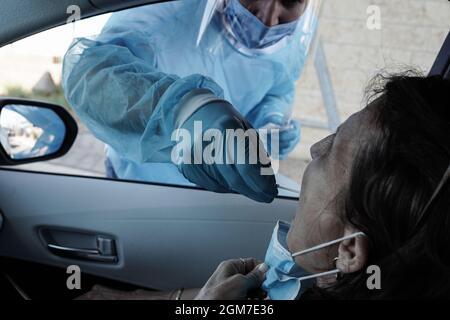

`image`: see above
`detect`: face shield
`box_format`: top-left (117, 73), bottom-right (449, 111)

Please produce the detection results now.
top-left (196, 0), bottom-right (321, 57)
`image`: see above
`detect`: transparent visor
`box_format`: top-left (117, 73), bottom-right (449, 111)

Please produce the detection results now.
top-left (196, 0), bottom-right (321, 57)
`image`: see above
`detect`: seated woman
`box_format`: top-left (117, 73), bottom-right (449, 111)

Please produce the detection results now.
top-left (81, 72), bottom-right (450, 300)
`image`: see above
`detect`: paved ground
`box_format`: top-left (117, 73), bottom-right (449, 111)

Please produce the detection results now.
top-left (50, 124), bottom-right (106, 175)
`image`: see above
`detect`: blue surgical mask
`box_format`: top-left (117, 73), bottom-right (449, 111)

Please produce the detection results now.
top-left (262, 221), bottom-right (366, 300)
top-left (223, 0), bottom-right (299, 50)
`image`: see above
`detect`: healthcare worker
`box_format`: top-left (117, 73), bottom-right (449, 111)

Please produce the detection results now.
top-left (62, 0), bottom-right (319, 202)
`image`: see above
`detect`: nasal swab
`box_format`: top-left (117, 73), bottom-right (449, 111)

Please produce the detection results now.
top-left (276, 184), bottom-right (300, 194)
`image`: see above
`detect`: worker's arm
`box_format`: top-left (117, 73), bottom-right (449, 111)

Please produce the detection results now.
top-left (62, 28), bottom-right (224, 164)
top-left (62, 26), bottom-right (277, 202)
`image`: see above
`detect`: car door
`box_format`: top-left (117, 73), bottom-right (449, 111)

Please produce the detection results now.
top-left (0, 167), bottom-right (298, 291)
top-left (0, 0), bottom-right (449, 298)
top-left (0, 0), bottom-right (300, 292)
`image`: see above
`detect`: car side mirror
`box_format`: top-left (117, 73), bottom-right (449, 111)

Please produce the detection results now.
top-left (0, 98), bottom-right (77, 165)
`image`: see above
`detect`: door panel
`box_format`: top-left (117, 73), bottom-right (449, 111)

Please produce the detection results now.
top-left (0, 169), bottom-right (297, 290)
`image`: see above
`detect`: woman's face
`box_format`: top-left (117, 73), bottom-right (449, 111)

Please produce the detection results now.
top-left (239, 0), bottom-right (308, 26)
top-left (287, 102), bottom-right (378, 274)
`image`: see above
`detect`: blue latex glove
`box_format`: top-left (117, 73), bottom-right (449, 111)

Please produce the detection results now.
top-left (177, 100), bottom-right (278, 203)
top-left (262, 115), bottom-right (301, 160)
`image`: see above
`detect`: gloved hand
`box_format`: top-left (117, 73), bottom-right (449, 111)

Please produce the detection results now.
top-left (260, 115), bottom-right (301, 160)
top-left (175, 100), bottom-right (278, 203)
top-left (195, 258), bottom-right (268, 300)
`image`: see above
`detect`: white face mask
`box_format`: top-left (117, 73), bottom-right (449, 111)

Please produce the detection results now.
top-left (262, 221), bottom-right (366, 300)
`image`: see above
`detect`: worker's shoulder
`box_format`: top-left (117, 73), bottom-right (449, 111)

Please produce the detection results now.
top-left (108, 0), bottom-right (201, 31)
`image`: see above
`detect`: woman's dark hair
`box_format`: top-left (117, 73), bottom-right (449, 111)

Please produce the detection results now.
top-left (307, 72), bottom-right (450, 299)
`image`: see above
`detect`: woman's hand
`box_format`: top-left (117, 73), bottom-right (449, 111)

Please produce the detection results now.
top-left (195, 258), bottom-right (268, 300)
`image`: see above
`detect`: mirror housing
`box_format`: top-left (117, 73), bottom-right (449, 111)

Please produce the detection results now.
top-left (0, 98), bottom-right (77, 166)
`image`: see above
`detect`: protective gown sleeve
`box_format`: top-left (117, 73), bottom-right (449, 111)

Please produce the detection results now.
top-left (244, 65), bottom-right (301, 159)
top-left (62, 27), bottom-right (224, 164)
top-left (245, 71), bottom-right (296, 129)
top-left (245, 13), bottom-right (315, 129)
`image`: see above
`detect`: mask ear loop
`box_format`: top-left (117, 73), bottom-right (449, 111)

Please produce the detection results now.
top-left (291, 232), bottom-right (366, 281)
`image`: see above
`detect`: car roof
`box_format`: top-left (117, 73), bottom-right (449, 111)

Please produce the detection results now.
top-left (0, 0), bottom-right (170, 47)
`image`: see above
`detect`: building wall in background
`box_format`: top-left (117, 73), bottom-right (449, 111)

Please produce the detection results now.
top-left (288, 0), bottom-right (450, 180)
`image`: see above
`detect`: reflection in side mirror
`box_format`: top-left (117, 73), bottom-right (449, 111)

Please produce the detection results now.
top-left (0, 99), bottom-right (77, 165)
top-left (0, 105), bottom-right (65, 159)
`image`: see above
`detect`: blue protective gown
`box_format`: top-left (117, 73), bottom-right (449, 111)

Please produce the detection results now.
top-left (62, 0), bottom-right (309, 186)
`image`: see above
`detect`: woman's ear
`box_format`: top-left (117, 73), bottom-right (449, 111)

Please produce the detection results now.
top-left (336, 225), bottom-right (368, 274)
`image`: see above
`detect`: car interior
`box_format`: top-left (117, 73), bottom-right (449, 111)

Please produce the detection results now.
top-left (0, 0), bottom-right (449, 300)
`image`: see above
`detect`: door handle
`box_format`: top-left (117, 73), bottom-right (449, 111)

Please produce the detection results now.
top-left (47, 236), bottom-right (118, 263)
